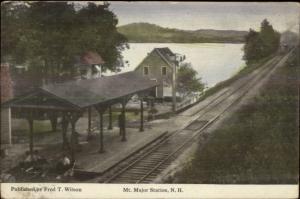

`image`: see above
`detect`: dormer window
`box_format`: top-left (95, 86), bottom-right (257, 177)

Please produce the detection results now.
top-left (143, 66), bottom-right (149, 75)
top-left (162, 66), bottom-right (167, 76)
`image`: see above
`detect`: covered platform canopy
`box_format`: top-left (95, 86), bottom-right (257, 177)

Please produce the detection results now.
top-left (5, 71), bottom-right (158, 162)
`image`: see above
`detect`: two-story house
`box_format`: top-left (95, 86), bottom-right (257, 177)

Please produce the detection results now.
top-left (134, 47), bottom-right (184, 99)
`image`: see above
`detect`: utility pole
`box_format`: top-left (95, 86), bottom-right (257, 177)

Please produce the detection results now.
top-left (172, 63), bottom-right (177, 112)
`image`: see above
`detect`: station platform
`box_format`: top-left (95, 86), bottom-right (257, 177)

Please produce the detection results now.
top-left (2, 100), bottom-right (201, 178)
top-left (73, 125), bottom-right (167, 174)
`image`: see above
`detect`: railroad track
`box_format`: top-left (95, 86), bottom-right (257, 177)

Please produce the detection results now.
top-left (91, 53), bottom-right (290, 184)
top-left (186, 55), bottom-right (280, 117)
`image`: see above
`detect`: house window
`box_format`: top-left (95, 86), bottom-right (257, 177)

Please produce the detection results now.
top-left (143, 66), bottom-right (149, 75)
top-left (162, 66), bottom-right (167, 76)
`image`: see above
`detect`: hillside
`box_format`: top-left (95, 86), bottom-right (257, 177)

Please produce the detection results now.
top-left (118, 23), bottom-right (248, 43)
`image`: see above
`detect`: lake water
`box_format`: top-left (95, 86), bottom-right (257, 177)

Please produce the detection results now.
top-left (105, 43), bottom-right (245, 88)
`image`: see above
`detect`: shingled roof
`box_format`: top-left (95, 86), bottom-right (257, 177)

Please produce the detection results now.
top-left (7, 71), bottom-right (158, 109)
top-left (155, 47), bottom-right (174, 57)
top-left (80, 51), bottom-right (105, 65)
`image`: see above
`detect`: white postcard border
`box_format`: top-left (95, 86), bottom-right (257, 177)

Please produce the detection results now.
top-left (1, 183), bottom-right (298, 199)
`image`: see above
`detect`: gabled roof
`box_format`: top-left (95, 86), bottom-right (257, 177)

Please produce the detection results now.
top-left (135, 47), bottom-right (176, 71)
top-left (6, 71), bottom-right (158, 110)
top-left (80, 51), bottom-right (105, 65)
top-left (155, 47), bottom-right (175, 58)
top-left (5, 89), bottom-right (80, 111)
top-left (154, 48), bottom-right (175, 68)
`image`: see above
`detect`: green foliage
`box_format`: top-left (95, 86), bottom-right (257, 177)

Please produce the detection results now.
top-left (260, 19), bottom-right (281, 57)
top-left (176, 63), bottom-right (205, 97)
top-left (1, 2), bottom-right (127, 78)
top-left (243, 19), bottom-right (280, 64)
top-left (118, 23), bottom-right (248, 43)
top-left (243, 29), bottom-right (263, 61)
top-left (1, 2), bottom-right (29, 63)
top-left (174, 51), bottom-right (299, 184)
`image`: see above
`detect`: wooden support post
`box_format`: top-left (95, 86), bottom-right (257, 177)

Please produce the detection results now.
top-left (139, 98), bottom-right (144, 132)
top-left (99, 111), bottom-right (104, 153)
top-left (121, 100), bottom-right (127, 142)
top-left (50, 116), bottom-right (57, 132)
top-left (87, 107), bottom-right (92, 140)
top-left (108, 106), bottom-right (112, 130)
top-left (70, 120), bottom-right (76, 163)
top-left (94, 106), bottom-right (106, 153)
top-left (172, 64), bottom-right (177, 112)
top-left (28, 118), bottom-right (34, 160)
top-left (67, 112), bottom-right (81, 163)
top-left (61, 115), bottom-right (69, 149)
top-left (119, 113), bottom-right (122, 136)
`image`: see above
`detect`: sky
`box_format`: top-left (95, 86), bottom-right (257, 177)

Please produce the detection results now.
top-left (107, 1), bottom-right (299, 33)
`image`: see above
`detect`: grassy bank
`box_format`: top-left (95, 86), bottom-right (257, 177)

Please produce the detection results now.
top-left (199, 54), bottom-right (274, 101)
top-left (171, 50), bottom-right (299, 184)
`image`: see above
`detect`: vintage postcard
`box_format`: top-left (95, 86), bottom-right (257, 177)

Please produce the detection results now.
top-left (1, 1), bottom-right (299, 199)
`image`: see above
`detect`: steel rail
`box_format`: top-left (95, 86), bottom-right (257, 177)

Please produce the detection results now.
top-left (136, 53), bottom-right (290, 183)
top-left (103, 53), bottom-right (289, 183)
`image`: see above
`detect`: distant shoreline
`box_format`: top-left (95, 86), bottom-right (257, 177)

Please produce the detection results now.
top-left (118, 23), bottom-right (248, 44)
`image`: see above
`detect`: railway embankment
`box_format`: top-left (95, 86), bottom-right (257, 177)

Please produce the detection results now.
top-left (164, 49), bottom-right (299, 184)
top-left (99, 51), bottom-right (292, 183)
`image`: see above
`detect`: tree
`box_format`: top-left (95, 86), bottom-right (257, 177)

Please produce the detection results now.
top-left (243, 29), bottom-right (263, 62)
top-left (75, 3), bottom-right (128, 72)
top-left (1, 2), bottom-right (128, 80)
top-left (243, 19), bottom-right (280, 64)
top-left (176, 63), bottom-right (205, 97)
top-left (260, 19), bottom-right (280, 57)
top-left (1, 2), bottom-right (29, 63)
top-left (1, 64), bottom-right (13, 102)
